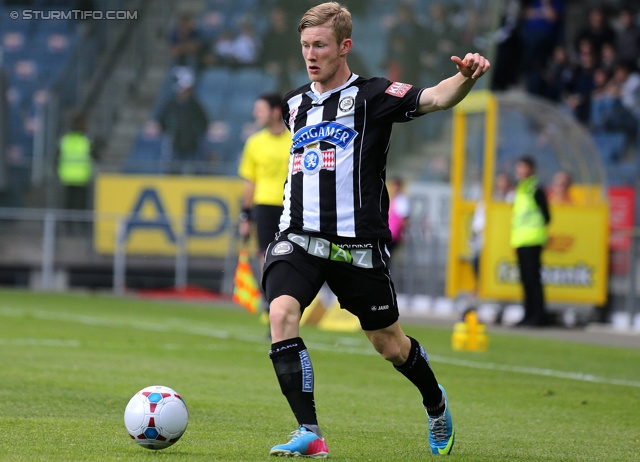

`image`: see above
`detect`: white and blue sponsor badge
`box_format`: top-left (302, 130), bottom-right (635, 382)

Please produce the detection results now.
top-left (301, 147), bottom-right (323, 175)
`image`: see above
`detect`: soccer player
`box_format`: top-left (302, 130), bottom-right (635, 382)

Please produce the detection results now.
top-left (263, 2), bottom-right (490, 457)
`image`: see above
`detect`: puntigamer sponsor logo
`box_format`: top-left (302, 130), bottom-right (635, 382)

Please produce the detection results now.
top-left (300, 350), bottom-right (313, 392)
top-left (291, 121), bottom-right (357, 151)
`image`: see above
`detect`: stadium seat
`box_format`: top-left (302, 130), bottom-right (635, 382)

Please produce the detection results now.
top-left (1, 32), bottom-right (30, 69)
top-left (592, 132), bottom-right (626, 164)
top-left (32, 33), bottom-right (75, 83)
top-left (1, 9), bottom-right (34, 35)
top-left (605, 161), bottom-right (638, 186)
top-left (33, 8), bottom-right (73, 35)
top-left (232, 68), bottom-right (271, 95)
top-left (195, 67), bottom-right (231, 120)
top-left (123, 131), bottom-right (169, 174)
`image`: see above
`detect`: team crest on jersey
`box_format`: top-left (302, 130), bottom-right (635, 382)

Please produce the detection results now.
top-left (339, 96), bottom-right (355, 112)
top-left (272, 241), bottom-right (293, 256)
top-left (385, 82), bottom-right (413, 97)
top-left (293, 149), bottom-right (335, 175)
top-left (301, 148), bottom-right (323, 175)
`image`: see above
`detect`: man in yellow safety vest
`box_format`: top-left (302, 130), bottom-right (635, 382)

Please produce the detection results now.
top-left (511, 156), bottom-right (551, 327)
top-left (58, 113), bottom-right (93, 233)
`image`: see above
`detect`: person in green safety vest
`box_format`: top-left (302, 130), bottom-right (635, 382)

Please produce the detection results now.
top-left (511, 156), bottom-right (551, 327)
top-left (57, 113), bottom-right (93, 231)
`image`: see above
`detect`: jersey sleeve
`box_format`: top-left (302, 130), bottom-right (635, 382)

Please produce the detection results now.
top-left (366, 77), bottom-right (426, 123)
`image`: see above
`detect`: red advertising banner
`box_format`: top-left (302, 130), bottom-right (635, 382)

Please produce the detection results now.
top-left (608, 186), bottom-right (635, 251)
top-left (608, 186), bottom-right (635, 275)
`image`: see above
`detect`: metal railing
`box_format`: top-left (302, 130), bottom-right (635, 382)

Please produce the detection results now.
top-left (0, 206), bottom-right (638, 329)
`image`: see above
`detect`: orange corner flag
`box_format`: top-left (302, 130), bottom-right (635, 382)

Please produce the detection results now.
top-left (232, 249), bottom-right (261, 314)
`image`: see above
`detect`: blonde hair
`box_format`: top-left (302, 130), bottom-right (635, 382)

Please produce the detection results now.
top-left (298, 2), bottom-right (352, 44)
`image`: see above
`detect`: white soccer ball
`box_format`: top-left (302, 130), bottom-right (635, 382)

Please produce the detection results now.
top-left (124, 385), bottom-right (189, 450)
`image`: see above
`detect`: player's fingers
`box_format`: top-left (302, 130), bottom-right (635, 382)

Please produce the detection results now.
top-left (472, 56), bottom-right (490, 79)
top-left (450, 55), bottom-right (464, 68)
top-left (453, 54), bottom-right (477, 77)
top-left (465, 52), bottom-right (480, 70)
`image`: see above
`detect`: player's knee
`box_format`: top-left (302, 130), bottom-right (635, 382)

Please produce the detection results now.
top-left (268, 296), bottom-right (300, 327)
top-left (379, 343), bottom-right (404, 363)
top-left (369, 337), bottom-right (402, 362)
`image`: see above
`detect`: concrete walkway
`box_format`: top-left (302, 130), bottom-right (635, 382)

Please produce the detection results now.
top-left (401, 313), bottom-right (640, 349)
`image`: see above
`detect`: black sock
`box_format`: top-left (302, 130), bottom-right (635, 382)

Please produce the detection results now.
top-left (394, 336), bottom-right (444, 415)
top-left (269, 337), bottom-right (318, 429)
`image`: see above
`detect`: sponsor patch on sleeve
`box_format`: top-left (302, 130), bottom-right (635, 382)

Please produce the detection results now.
top-left (385, 82), bottom-right (413, 97)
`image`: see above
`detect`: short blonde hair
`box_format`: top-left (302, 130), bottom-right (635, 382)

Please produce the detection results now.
top-left (298, 2), bottom-right (352, 44)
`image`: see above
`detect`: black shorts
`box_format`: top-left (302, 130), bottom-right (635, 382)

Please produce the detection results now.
top-left (254, 204), bottom-right (283, 252)
top-left (262, 233), bottom-right (399, 331)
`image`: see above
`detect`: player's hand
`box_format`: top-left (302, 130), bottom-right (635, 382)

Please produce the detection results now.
top-left (451, 53), bottom-right (490, 80)
top-left (238, 220), bottom-right (251, 242)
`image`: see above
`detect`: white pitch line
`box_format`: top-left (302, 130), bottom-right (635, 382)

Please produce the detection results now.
top-left (2, 306), bottom-right (640, 388)
top-left (426, 354), bottom-right (640, 389)
top-left (0, 338), bottom-right (80, 347)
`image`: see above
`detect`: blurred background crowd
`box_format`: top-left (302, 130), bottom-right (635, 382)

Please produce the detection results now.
top-left (1, 0), bottom-right (638, 209)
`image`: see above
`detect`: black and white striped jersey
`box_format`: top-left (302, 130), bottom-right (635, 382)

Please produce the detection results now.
top-left (279, 73), bottom-right (425, 242)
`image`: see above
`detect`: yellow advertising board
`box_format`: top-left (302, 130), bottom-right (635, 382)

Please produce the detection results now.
top-left (446, 90), bottom-right (609, 305)
top-left (94, 174), bottom-right (245, 256)
top-left (481, 203), bottom-right (609, 305)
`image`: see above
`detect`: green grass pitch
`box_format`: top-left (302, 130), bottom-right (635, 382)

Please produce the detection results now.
top-left (0, 288), bottom-right (638, 461)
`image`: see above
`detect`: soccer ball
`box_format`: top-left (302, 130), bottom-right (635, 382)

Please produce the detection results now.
top-left (124, 385), bottom-right (189, 450)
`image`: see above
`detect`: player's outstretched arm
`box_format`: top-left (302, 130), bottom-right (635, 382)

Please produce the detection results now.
top-left (417, 52), bottom-right (490, 114)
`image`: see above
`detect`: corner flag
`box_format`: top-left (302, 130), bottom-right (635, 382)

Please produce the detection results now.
top-left (232, 249), bottom-right (261, 314)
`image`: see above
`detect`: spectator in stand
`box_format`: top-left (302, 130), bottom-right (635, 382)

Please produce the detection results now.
top-left (169, 14), bottom-right (203, 72)
top-left (615, 8), bottom-right (640, 66)
top-left (599, 42), bottom-right (620, 73)
top-left (542, 44), bottom-right (574, 102)
top-left (564, 46), bottom-right (597, 124)
top-left (211, 29), bottom-right (236, 66)
top-left (423, 3), bottom-right (457, 87)
top-left (157, 68), bottom-right (209, 174)
top-left (547, 170), bottom-right (573, 205)
top-left (385, 3), bottom-right (426, 85)
top-left (574, 7), bottom-right (616, 59)
top-left (590, 65), bottom-right (614, 125)
top-left (520, 0), bottom-right (565, 97)
top-left (232, 20), bottom-right (260, 66)
top-left (262, 7), bottom-right (301, 93)
top-left (614, 60), bottom-right (640, 122)
top-left (384, 3), bottom-right (426, 151)
top-left (491, 0), bottom-right (524, 91)
top-left (590, 62), bottom-right (638, 149)
top-left (599, 42), bottom-right (618, 75)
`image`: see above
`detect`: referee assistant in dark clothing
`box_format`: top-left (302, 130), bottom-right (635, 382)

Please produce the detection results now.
top-left (511, 156), bottom-right (551, 327)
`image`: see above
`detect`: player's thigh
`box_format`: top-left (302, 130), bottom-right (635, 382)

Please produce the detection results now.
top-left (263, 242), bottom-right (325, 311)
top-left (325, 263), bottom-right (399, 331)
